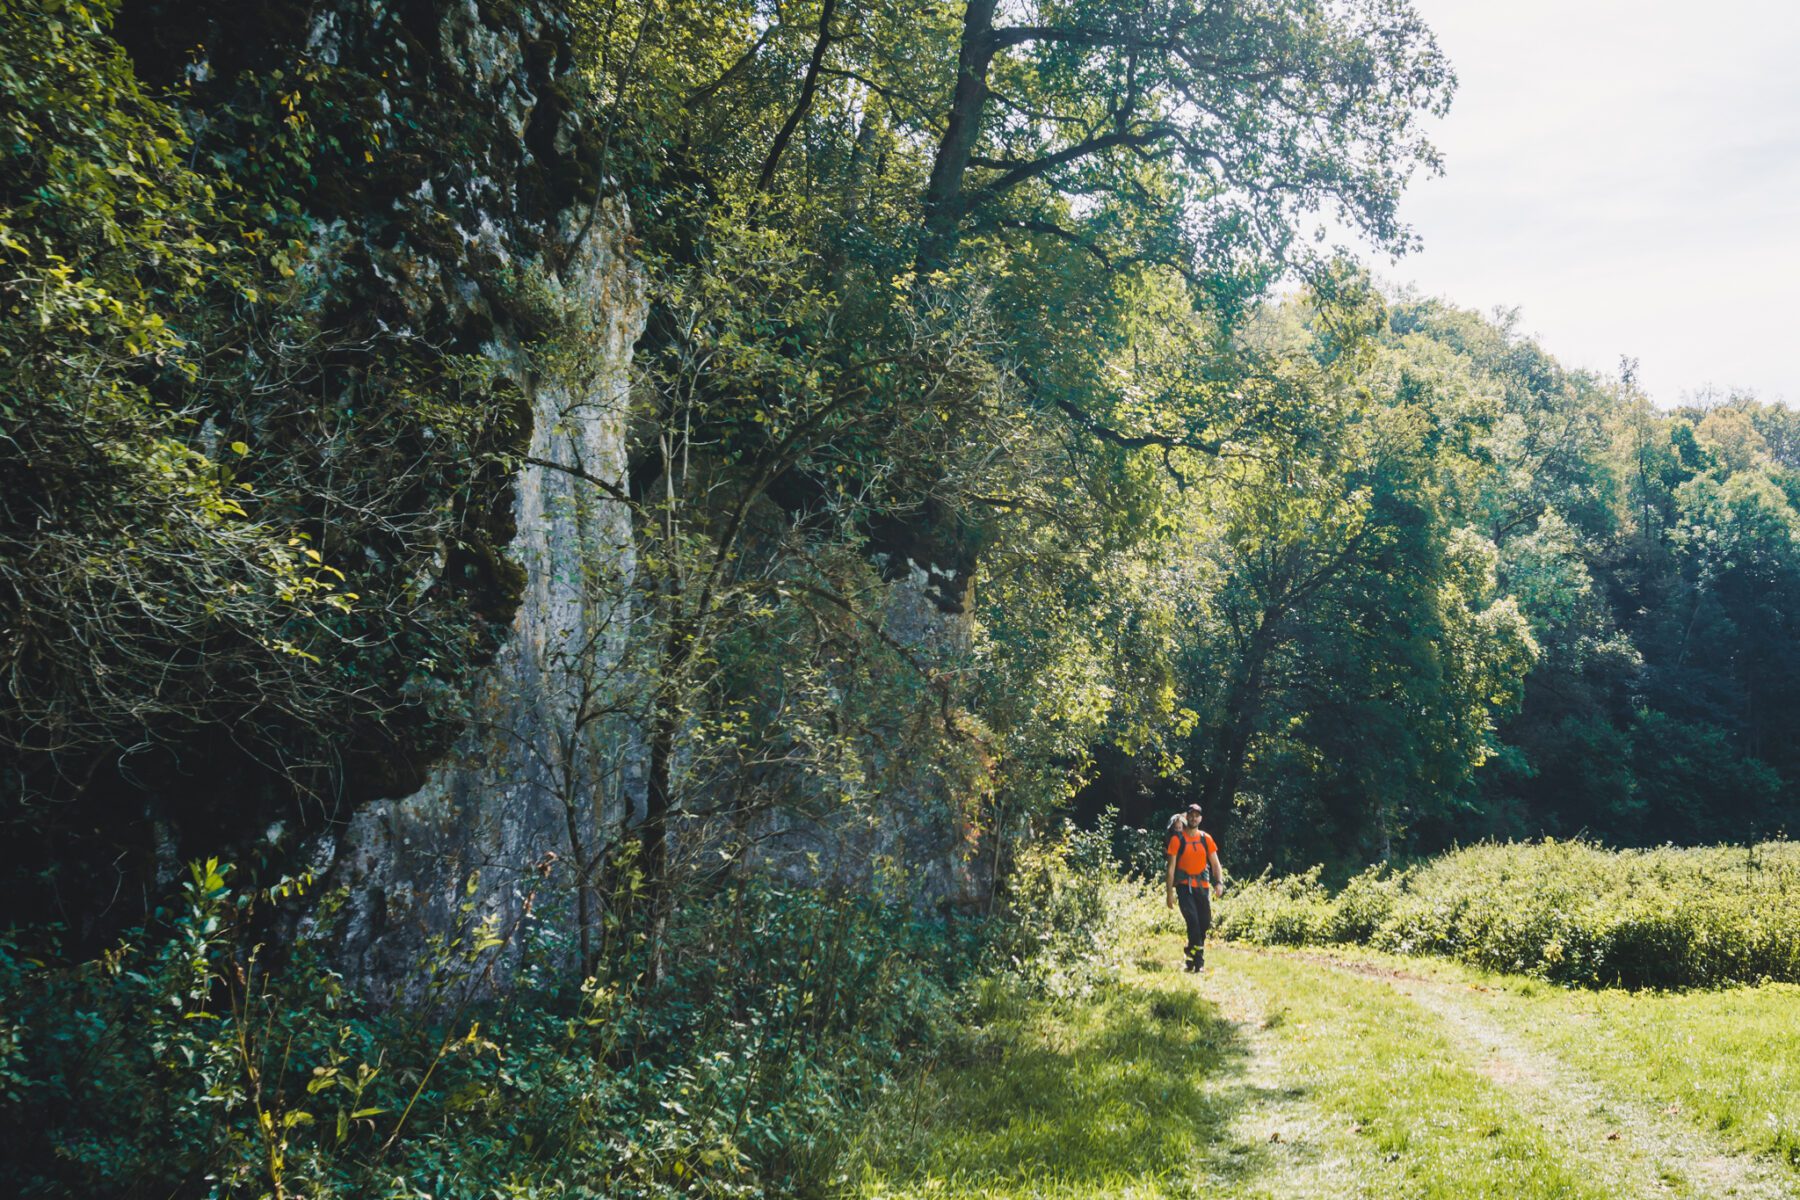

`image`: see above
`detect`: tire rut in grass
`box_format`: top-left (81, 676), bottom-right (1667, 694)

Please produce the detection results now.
top-left (1197, 963), bottom-right (1375, 1198)
top-left (1262, 947), bottom-right (1798, 1200)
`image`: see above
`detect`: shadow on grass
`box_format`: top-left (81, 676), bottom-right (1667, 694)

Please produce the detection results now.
top-left (852, 971), bottom-right (1297, 1196)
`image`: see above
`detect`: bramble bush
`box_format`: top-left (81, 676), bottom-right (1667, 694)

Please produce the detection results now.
top-left (1005, 817), bottom-right (1139, 1001)
top-left (0, 825), bottom-right (1124, 1199)
top-left (1218, 839), bottom-right (1800, 989)
top-left (1065, 805), bottom-right (1177, 885)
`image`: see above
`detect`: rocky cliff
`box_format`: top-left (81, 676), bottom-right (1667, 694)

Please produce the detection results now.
top-left (314, 203), bottom-right (644, 997)
top-left (107, 0), bottom-right (650, 994)
top-left (85, 0), bottom-right (994, 998)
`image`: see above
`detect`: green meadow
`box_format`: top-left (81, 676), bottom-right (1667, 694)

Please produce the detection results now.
top-left (843, 883), bottom-right (1800, 1199)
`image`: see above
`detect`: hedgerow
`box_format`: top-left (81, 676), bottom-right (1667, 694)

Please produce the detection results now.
top-left (1218, 839), bottom-right (1800, 989)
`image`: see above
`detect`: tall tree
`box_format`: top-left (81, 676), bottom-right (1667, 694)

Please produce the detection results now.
top-left (913, 0), bottom-right (1454, 282)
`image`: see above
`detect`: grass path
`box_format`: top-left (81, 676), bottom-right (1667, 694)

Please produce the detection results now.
top-left (845, 916), bottom-right (1800, 1199)
top-left (1238, 945), bottom-right (1798, 1199)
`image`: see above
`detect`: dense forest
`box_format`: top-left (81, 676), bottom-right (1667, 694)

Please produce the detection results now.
top-left (4, 0), bottom-right (1799, 1195)
top-left (1082, 319), bottom-right (1800, 871)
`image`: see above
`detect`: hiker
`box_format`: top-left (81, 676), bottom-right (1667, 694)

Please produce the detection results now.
top-left (1165, 803), bottom-right (1225, 972)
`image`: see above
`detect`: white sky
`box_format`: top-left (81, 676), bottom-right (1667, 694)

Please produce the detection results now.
top-left (1358, 0), bottom-right (1800, 408)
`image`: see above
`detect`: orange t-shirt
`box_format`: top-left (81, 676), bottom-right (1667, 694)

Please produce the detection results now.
top-left (1166, 829), bottom-right (1216, 885)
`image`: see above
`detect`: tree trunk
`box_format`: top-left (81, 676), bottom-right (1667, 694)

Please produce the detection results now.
top-left (1201, 613), bottom-right (1281, 814)
top-left (639, 592), bottom-right (699, 979)
top-left (1202, 701), bottom-right (1254, 814)
top-left (641, 680), bottom-right (679, 980)
top-left (644, 698), bottom-right (676, 886)
top-left (755, 0), bottom-right (838, 193)
top-left (916, 0), bottom-right (999, 276)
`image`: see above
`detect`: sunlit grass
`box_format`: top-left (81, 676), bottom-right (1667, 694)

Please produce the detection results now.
top-left (1217, 948), bottom-right (1623, 1200)
top-left (1527, 983), bottom-right (1800, 1166)
top-left (842, 887), bottom-right (1633, 1200)
top-left (843, 954), bottom-right (1247, 1198)
top-left (1296, 945), bottom-right (1800, 1169)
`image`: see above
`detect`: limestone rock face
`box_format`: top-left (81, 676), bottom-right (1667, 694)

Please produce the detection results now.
top-left (267, 0), bottom-right (651, 995)
top-left (317, 205), bottom-right (644, 998)
top-left (739, 554), bottom-right (996, 913)
top-left (885, 562), bottom-right (996, 909)
top-left (115, 0), bottom-right (649, 995)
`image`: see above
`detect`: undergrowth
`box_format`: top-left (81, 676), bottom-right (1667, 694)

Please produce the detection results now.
top-left (1218, 839), bottom-right (1800, 989)
top-left (0, 830), bottom-right (1122, 1199)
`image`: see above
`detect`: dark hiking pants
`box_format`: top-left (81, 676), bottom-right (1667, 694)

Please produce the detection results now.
top-left (1176, 883), bottom-right (1212, 967)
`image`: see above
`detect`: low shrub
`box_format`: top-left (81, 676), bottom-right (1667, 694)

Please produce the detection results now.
top-left (1214, 865), bottom-right (1335, 946)
top-left (0, 834), bottom-right (1122, 1200)
top-left (1217, 839), bottom-right (1800, 989)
